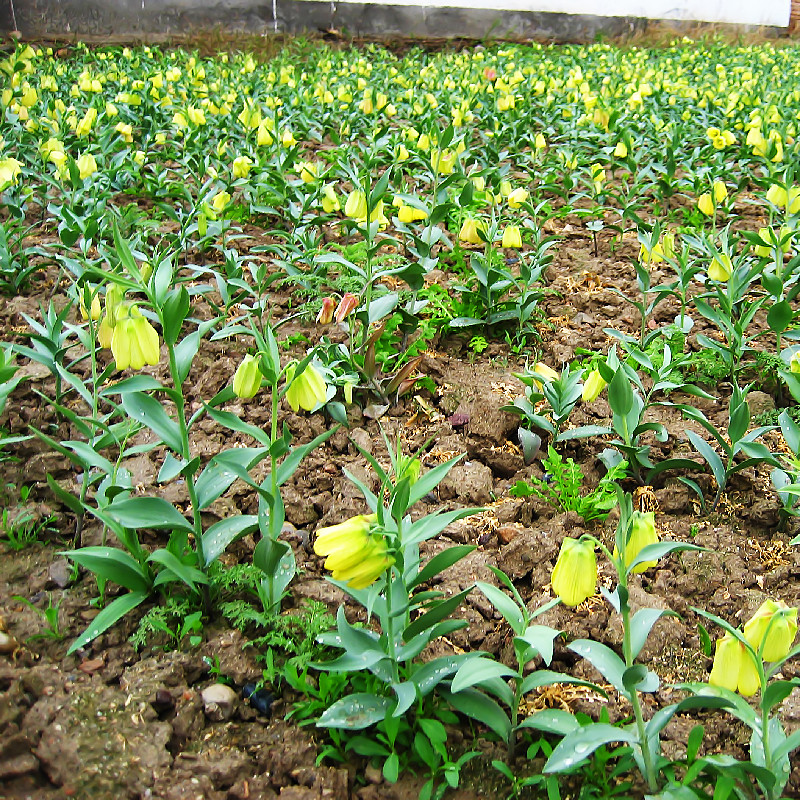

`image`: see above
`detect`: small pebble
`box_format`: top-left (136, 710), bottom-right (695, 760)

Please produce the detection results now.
top-left (0, 631), bottom-right (18, 654)
top-left (242, 683), bottom-right (274, 716)
top-left (201, 683), bottom-right (238, 721)
top-left (152, 689), bottom-right (175, 712)
top-left (496, 526), bottom-right (518, 545)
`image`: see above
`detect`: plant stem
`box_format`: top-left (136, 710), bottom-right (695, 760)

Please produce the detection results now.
top-left (621, 600), bottom-right (659, 792)
top-left (383, 566), bottom-right (400, 685)
top-left (167, 342), bottom-right (210, 611)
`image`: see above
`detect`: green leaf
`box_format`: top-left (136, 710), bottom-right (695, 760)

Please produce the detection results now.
top-left (628, 541), bottom-right (704, 573)
top-left (407, 454), bottom-right (464, 507)
top-left (204, 404), bottom-right (271, 445)
top-left (391, 681), bottom-right (417, 717)
top-left (311, 650), bottom-right (387, 673)
top-left (202, 515), bottom-right (259, 566)
top-left (630, 608), bottom-right (677, 659)
top-left (568, 639), bottom-right (627, 696)
top-left (405, 508), bottom-right (482, 546)
top-left (440, 688), bottom-right (511, 741)
top-left (162, 286), bottom-right (190, 345)
top-left (99, 375), bottom-right (163, 395)
top-left (195, 447), bottom-right (270, 508)
top-left (451, 657), bottom-right (516, 692)
top-left (517, 708), bottom-right (581, 736)
top-left (409, 545), bottom-right (475, 589)
top-left (622, 664), bottom-right (659, 693)
top-left (411, 654), bottom-right (474, 696)
top-left (275, 426), bottom-right (339, 487)
top-left (517, 625), bottom-right (561, 665)
top-left (47, 474), bottom-right (83, 515)
top-left (317, 693), bottom-right (392, 729)
top-left (768, 299), bottom-right (795, 334)
top-left (150, 549), bottom-right (208, 593)
top-left (544, 723), bottom-right (637, 773)
top-left (403, 588), bottom-right (470, 640)
top-left (475, 581), bottom-right (525, 635)
top-left (174, 330), bottom-right (201, 384)
top-left (520, 671), bottom-right (604, 697)
top-left (65, 546), bottom-right (151, 593)
top-left (346, 736), bottom-right (389, 757)
top-left (67, 591), bottom-right (148, 655)
top-left (122, 392), bottom-right (183, 452)
top-left (556, 424), bottom-right (614, 442)
top-left (608, 368), bottom-right (633, 416)
top-left (762, 678), bottom-right (800, 715)
top-left (106, 496), bottom-right (192, 531)
top-left (158, 453), bottom-right (189, 483)
top-left (383, 753), bottom-right (399, 783)
top-left (153, 257), bottom-right (173, 304)
top-left (685, 431), bottom-right (725, 489)
top-left (370, 168), bottom-right (392, 206)
top-left (772, 725), bottom-right (800, 764)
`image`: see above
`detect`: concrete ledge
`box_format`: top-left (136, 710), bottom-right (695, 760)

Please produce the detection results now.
top-left (11, 0), bottom-right (787, 41)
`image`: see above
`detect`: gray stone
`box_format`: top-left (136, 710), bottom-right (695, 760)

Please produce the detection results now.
top-left (201, 683), bottom-right (239, 722)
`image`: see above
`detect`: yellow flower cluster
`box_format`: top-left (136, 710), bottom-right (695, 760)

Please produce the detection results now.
top-left (313, 514), bottom-right (393, 589)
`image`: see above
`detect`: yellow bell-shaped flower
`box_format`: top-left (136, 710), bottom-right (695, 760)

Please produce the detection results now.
top-left (111, 306), bottom-right (160, 370)
top-left (531, 362), bottom-right (558, 391)
top-left (581, 369), bottom-right (607, 402)
top-left (458, 218), bottom-right (485, 245)
top-left (709, 633), bottom-right (743, 692)
top-left (614, 510), bottom-right (658, 573)
top-left (708, 254), bottom-right (733, 282)
top-left (76, 153), bottom-right (97, 180)
top-left (232, 354), bottom-right (262, 400)
top-left (697, 193), bottom-right (715, 216)
top-left (314, 514), bottom-right (393, 590)
top-left (501, 225), bottom-right (522, 248)
top-left (743, 600), bottom-right (798, 662)
top-left (232, 155), bottom-right (253, 179)
top-left (285, 362), bottom-right (327, 413)
top-left (345, 189), bottom-right (368, 222)
top-left (551, 537), bottom-right (597, 606)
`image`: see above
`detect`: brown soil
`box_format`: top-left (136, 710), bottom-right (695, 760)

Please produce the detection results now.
top-left (1, 211), bottom-right (800, 800)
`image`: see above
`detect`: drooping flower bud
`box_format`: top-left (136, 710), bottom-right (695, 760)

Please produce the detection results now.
top-left (76, 152), bottom-right (97, 180)
top-left (321, 183), bottom-right (340, 214)
top-left (709, 633), bottom-right (743, 692)
top-left (345, 189), bottom-right (368, 221)
top-left (232, 155), bottom-right (253, 179)
top-left (211, 190), bottom-right (231, 214)
top-left (232, 354), bottom-right (262, 399)
top-left (316, 297), bottom-right (336, 325)
top-left (314, 514), bottom-right (393, 590)
top-left (712, 180), bottom-right (728, 204)
top-left (111, 306), bottom-right (160, 370)
top-left (708, 253), bottom-right (733, 282)
top-left (614, 510), bottom-right (659, 573)
top-left (743, 600), bottom-right (798, 662)
top-left (335, 293), bottom-right (359, 323)
top-left (79, 287), bottom-right (101, 321)
top-left (581, 369), bottom-right (607, 402)
top-left (507, 187), bottom-right (529, 208)
top-left (698, 193), bottom-right (714, 216)
top-left (459, 218), bottom-right (485, 245)
top-left (284, 361), bottom-right (327, 413)
top-left (501, 225), bottom-right (522, 248)
top-left (531, 362), bottom-right (559, 391)
top-left (551, 537), bottom-right (597, 606)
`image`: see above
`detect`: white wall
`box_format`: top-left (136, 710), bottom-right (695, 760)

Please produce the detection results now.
top-left (315, 0), bottom-right (791, 27)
